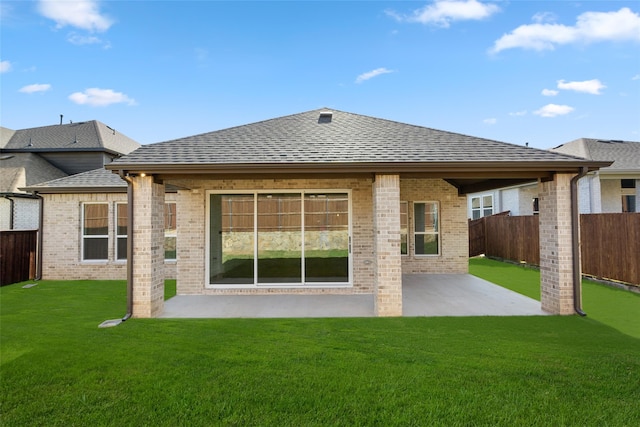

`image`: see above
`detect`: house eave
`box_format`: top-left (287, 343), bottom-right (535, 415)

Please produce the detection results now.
top-left (106, 160), bottom-right (611, 177)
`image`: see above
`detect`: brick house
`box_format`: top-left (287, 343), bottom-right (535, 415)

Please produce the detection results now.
top-left (30, 109), bottom-right (608, 318)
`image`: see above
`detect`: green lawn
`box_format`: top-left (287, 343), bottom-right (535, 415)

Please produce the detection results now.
top-left (1, 269), bottom-right (639, 425)
top-left (470, 257), bottom-right (640, 339)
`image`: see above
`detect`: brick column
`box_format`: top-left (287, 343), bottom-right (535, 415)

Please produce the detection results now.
top-left (132, 175), bottom-right (165, 318)
top-left (373, 174), bottom-right (402, 316)
top-left (538, 173), bottom-right (576, 314)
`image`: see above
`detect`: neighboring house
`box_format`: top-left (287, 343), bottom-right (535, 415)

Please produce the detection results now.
top-left (467, 138), bottom-right (640, 218)
top-left (92, 108), bottom-right (605, 318)
top-left (0, 121), bottom-right (140, 231)
top-left (22, 168), bottom-right (177, 280)
top-left (551, 138), bottom-right (639, 213)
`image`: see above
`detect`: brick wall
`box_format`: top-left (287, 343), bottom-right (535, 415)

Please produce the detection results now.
top-left (40, 192), bottom-right (176, 281)
top-left (400, 178), bottom-right (468, 274)
top-left (170, 176), bottom-right (466, 297)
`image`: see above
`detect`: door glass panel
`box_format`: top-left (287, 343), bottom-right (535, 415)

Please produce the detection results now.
top-left (257, 194), bottom-right (301, 283)
top-left (304, 193), bottom-right (349, 282)
top-left (210, 194), bottom-right (254, 284)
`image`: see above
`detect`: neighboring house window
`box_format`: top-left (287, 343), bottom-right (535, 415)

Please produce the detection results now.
top-left (532, 198), bottom-right (540, 215)
top-left (165, 202), bottom-right (177, 260)
top-left (400, 201), bottom-right (408, 255)
top-left (621, 179), bottom-right (636, 213)
top-left (116, 203), bottom-right (128, 260)
top-left (414, 202), bottom-right (439, 256)
top-left (82, 203), bottom-right (108, 261)
top-left (471, 195), bottom-right (493, 219)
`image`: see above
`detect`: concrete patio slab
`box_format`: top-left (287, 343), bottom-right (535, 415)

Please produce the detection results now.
top-left (159, 274), bottom-right (549, 319)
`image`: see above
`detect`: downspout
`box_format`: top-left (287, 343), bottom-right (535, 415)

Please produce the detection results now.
top-left (36, 192), bottom-right (44, 280)
top-left (120, 171), bottom-right (134, 321)
top-left (570, 167), bottom-right (589, 316)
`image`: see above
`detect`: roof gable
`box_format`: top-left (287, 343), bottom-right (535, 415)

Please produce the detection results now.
top-left (0, 153), bottom-right (68, 193)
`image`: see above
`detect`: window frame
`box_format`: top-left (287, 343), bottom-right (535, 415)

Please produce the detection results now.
top-left (81, 202), bottom-right (109, 262)
top-left (115, 202), bottom-right (128, 261)
top-left (413, 201), bottom-right (440, 257)
top-left (205, 189), bottom-right (352, 288)
top-left (471, 194), bottom-right (493, 219)
top-left (164, 202), bottom-right (177, 261)
top-left (400, 201), bottom-right (408, 256)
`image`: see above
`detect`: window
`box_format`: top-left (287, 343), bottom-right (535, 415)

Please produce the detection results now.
top-left (82, 203), bottom-right (108, 261)
top-left (165, 202), bottom-right (177, 260)
top-left (471, 195), bottom-right (493, 219)
top-left (400, 201), bottom-right (408, 255)
top-left (532, 198), bottom-right (540, 215)
top-left (621, 180), bottom-right (636, 213)
top-left (208, 191), bottom-right (350, 286)
top-left (116, 203), bottom-right (127, 260)
top-left (414, 202), bottom-right (439, 255)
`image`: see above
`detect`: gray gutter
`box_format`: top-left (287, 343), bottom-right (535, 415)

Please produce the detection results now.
top-left (570, 167), bottom-right (589, 316)
top-left (119, 171), bottom-right (134, 321)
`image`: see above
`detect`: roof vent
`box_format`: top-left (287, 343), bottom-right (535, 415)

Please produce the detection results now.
top-left (318, 110), bottom-right (333, 124)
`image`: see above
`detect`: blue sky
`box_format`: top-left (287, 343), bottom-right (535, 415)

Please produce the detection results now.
top-left (1, 1), bottom-right (639, 149)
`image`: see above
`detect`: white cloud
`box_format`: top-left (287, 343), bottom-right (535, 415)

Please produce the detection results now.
top-left (483, 118), bottom-right (497, 125)
top-left (67, 32), bottom-right (103, 45)
top-left (0, 60), bottom-right (11, 73)
top-left (534, 104), bottom-right (574, 118)
top-left (532, 12), bottom-right (557, 24)
top-left (38, 0), bottom-right (113, 32)
top-left (19, 83), bottom-right (52, 94)
top-left (490, 7), bottom-right (640, 53)
top-left (557, 79), bottom-right (606, 95)
top-left (387, 0), bottom-right (500, 28)
top-left (509, 110), bottom-right (527, 117)
top-left (355, 67), bottom-right (395, 84)
top-left (542, 89), bottom-right (558, 96)
top-left (68, 88), bottom-right (136, 107)
top-left (632, 74), bottom-right (640, 81)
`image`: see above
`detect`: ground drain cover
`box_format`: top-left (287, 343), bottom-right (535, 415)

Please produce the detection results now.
top-left (22, 283), bottom-right (38, 288)
top-left (98, 319), bottom-right (123, 328)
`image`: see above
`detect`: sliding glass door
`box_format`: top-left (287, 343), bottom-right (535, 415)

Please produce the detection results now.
top-left (208, 191), bottom-right (350, 286)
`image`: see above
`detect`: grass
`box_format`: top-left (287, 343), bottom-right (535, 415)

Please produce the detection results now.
top-left (469, 257), bottom-right (640, 339)
top-left (1, 269), bottom-right (639, 425)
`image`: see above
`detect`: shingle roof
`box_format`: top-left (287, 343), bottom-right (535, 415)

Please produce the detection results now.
top-left (0, 153), bottom-right (68, 193)
top-left (550, 138), bottom-right (640, 172)
top-left (0, 127), bottom-right (16, 149)
top-left (1, 120), bottom-right (140, 155)
top-left (20, 168), bottom-right (127, 193)
top-left (109, 108), bottom-right (589, 169)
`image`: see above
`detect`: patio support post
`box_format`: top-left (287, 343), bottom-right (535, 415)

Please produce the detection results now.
top-left (373, 174), bottom-right (402, 316)
top-left (131, 174), bottom-right (166, 318)
top-left (538, 173), bottom-right (575, 315)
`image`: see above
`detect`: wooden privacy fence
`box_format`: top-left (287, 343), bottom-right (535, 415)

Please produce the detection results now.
top-left (0, 230), bottom-right (37, 286)
top-left (469, 213), bottom-right (640, 286)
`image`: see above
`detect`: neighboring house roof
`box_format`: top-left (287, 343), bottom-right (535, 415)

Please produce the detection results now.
top-left (551, 138), bottom-right (640, 174)
top-left (0, 153), bottom-right (68, 193)
top-left (107, 108), bottom-right (609, 194)
top-left (1, 120), bottom-right (140, 155)
top-left (0, 126), bottom-right (16, 148)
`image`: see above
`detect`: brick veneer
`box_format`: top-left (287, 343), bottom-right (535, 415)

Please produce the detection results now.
top-left (373, 174), bottom-right (403, 316)
top-left (169, 177), bottom-right (465, 312)
top-left (40, 192), bottom-right (176, 280)
top-left (539, 173), bottom-right (576, 315)
top-left (131, 176), bottom-right (166, 318)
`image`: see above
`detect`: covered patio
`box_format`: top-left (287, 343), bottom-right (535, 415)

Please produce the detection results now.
top-left (160, 274), bottom-right (548, 318)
